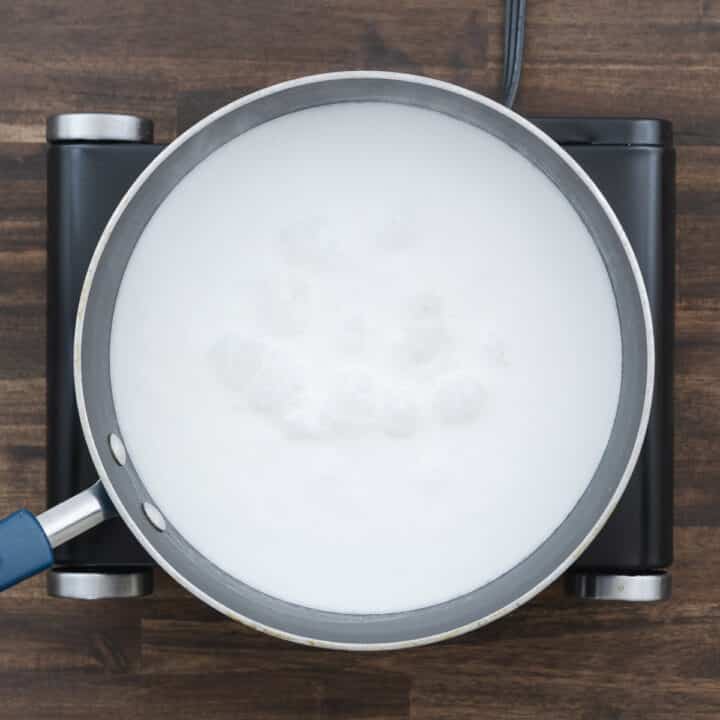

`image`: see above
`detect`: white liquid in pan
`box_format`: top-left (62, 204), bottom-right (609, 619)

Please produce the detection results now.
top-left (110, 102), bottom-right (622, 614)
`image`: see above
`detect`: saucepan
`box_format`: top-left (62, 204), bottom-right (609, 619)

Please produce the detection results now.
top-left (0, 72), bottom-right (653, 650)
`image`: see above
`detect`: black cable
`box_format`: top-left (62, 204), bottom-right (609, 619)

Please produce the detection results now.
top-left (502, 0), bottom-right (527, 108)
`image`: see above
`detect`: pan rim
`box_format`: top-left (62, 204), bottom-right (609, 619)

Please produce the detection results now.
top-left (73, 70), bottom-right (655, 651)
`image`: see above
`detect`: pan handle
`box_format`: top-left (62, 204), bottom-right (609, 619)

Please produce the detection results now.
top-left (0, 481), bottom-right (115, 591)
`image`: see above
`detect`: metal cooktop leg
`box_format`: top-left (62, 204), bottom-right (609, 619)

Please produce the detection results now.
top-left (567, 572), bottom-right (671, 601)
top-left (47, 568), bottom-right (153, 599)
top-left (46, 112), bottom-right (157, 601)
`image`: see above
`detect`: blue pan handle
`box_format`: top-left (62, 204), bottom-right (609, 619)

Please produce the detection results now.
top-left (0, 510), bottom-right (53, 590)
top-left (0, 481), bottom-right (115, 591)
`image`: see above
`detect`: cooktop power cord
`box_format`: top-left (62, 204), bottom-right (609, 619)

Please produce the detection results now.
top-left (502, 0), bottom-right (527, 108)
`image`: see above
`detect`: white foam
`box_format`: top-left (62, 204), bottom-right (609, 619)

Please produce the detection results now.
top-left (432, 374), bottom-right (486, 425)
top-left (109, 102), bottom-right (622, 614)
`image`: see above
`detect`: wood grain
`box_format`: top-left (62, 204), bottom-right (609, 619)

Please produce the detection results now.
top-left (1, 1), bottom-right (719, 717)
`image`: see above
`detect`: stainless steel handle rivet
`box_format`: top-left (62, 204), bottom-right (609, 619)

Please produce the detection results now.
top-left (142, 502), bottom-right (166, 532)
top-left (109, 433), bottom-right (127, 466)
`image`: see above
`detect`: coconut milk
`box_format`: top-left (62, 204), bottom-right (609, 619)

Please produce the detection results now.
top-left (110, 102), bottom-right (622, 613)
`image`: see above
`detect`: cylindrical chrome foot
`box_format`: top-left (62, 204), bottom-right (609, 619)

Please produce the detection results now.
top-left (567, 572), bottom-right (671, 601)
top-left (46, 113), bottom-right (154, 143)
top-left (47, 568), bottom-right (153, 599)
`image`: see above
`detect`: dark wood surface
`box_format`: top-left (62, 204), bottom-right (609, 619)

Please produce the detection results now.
top-left (1, 1), bottom-right (718, 717)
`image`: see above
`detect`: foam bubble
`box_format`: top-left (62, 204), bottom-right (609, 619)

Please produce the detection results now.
top-left (411, 293), bottom-right (444, 319)
top-left (246, 349), bottom-right (305, 417)
top-left (324, 368), bottom-right (379, 434)
top-left (432, 374), bottom-right (486, 425)
top-left (282, 401), bottom-right (325, 439)
top-left (380, 391), bottom-right (420, 438)
top-left (277, 215), bottom-right (334, 268)
top-left (377, 216), bottom-right (416, 251)
top-left (263, 273), bottom-right (311, 337)
top-left (337, 316), bottom-right (367, 355)
top-left (208, 335), bottom-right (267, 392)
top-left (400, 319), bottom-right (452, 367)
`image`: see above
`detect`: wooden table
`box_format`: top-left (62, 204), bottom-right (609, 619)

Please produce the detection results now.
top-left (1, 2), bottom-right (717, 717)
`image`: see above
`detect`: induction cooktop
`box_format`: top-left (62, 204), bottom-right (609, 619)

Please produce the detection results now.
top-left (45, 111), bottom-right (674, 603)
